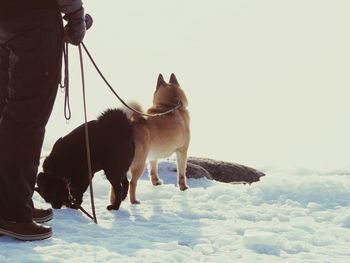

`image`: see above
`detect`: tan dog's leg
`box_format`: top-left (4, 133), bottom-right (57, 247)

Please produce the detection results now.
top-left (149, 160), bottom-right (162, 186)
top-left (129, 157), bottom-right (147, 204)
top-left (176, 149), bottom-right (189, 191)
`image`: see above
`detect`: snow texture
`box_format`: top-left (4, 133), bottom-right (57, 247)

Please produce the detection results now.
top-left (1, 162), bottom-right (350, 262)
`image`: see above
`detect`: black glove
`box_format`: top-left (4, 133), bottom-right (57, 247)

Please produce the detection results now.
top-left (63, 7), bottom-right (86, 45)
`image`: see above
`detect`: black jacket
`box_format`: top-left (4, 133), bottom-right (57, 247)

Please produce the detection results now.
top-left (0, 0), bottom-right (58, 21)
top-left (0, 0), bottom-right (84, 22)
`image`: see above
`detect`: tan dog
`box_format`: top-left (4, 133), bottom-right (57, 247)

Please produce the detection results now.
top-left (111, 73), bottom-right (190, 204)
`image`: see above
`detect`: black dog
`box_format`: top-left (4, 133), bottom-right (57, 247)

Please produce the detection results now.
top-left (35, 109), bottom-right (135, 210)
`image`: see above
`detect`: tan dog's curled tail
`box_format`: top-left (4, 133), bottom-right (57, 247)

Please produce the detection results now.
top-left (121, 101), bottom-right (146, 121)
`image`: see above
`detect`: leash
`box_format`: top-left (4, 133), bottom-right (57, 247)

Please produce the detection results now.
top-left (60, 42), bottom-right (97, 223)
top-left (78, 44), bottom-right (98, 224)
top-left (80, 42), bottom-right (183, 117)
top-left (60, 43), bottom-right (183, 120)
top-left (62, 177), bottom-right (97, 222)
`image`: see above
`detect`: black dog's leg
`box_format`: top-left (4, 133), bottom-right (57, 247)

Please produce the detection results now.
top-left (105, 169), bottom-right (123, 210)
top-left (121, 174), bottom-right (129, 201)
top-left (107, 182), bottom-right (122, 210)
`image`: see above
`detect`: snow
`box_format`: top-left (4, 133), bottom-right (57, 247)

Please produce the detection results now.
top-left (1, 161), bottom-right (350, 262)
top-left (1, 0), bottom-right (350, 261)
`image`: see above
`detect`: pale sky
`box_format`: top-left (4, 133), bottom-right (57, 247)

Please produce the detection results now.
top-left (45, 0), bottom-right (350, 169)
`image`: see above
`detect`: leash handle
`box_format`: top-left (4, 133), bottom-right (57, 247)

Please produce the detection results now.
top-left (60, 41), bottom-right (72, 121)
top-left (80, 42), bottom-right (183, 117)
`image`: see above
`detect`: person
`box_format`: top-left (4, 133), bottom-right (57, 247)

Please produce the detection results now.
top-left (0, 0), bottom-right (88, 241)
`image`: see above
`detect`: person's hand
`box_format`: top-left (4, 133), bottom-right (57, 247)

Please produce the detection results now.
top-left (63, 7), bottom-right (86, 45)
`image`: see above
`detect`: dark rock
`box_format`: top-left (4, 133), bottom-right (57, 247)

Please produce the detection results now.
top-left (186, 162), bottom-right (213, 180)
top-left (186, 157), bottom-right (265, 184)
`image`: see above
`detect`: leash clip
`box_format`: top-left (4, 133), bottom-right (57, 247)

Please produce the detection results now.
top-left (176, 100), bottom-right (183, 109)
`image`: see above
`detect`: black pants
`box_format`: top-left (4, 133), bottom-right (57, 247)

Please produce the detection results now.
top-left (0, 9), bottom-right (63, 222)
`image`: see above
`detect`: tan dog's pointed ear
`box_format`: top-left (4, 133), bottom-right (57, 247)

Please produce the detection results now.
top-left (169, 73), bottom-right (179, 85)
top-left (157, 74), bottom-right (165, 88)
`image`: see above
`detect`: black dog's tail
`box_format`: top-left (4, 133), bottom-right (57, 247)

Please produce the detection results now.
top-left (97, 108), bottom-right (133, 137)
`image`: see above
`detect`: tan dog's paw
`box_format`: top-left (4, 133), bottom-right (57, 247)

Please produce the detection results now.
top-left (151, 178), bottom-right (163, 186)
top-left (131, 199), bottom-right (141, 205)
top-left (179, 185), bottom-right (189, 191)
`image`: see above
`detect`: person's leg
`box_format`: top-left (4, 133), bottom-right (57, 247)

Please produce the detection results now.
top-left (0, 9), bottom-right (63, 223)
top-left (0, 43), bottom-right (9, 114)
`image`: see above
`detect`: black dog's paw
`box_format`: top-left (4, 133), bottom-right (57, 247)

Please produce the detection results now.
top-left (107, 204), bottom-right (120, 211)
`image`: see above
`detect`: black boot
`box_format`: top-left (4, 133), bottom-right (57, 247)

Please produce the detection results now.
top-left (32, 208), bottom-right (53, 223)
top-left (0, 219), bottom-right (52, 241)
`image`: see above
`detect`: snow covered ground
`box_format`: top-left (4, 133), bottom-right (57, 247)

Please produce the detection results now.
top-left (1, 161), bottom-right (350, 262)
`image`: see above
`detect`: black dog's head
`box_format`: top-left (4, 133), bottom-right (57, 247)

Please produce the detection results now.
top-left (35, 172), bottom-right (70, 209)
